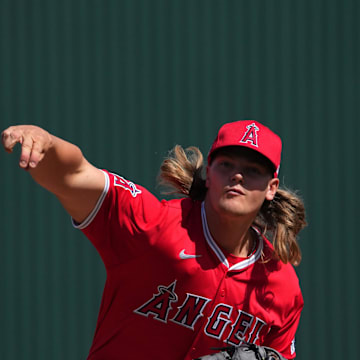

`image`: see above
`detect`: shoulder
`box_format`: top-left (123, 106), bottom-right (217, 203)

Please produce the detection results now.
top-left (161, 197), bottom-right (202, 220)
top-left (260, 237), bottom-right (302, 296)
top-left (164, 197), bottom-right (200, 210)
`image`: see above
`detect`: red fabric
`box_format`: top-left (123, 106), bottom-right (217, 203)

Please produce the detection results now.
top-left (78, 171), bottom-right (303, 360)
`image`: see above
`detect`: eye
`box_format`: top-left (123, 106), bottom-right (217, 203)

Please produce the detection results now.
top-left (214, 158), bottom-right (236, 173)
top-left (244, 165), bottom-right (265, 176)
top-left (248, 166), bottom-right (261, 174)
top-left (219, 160), bottom-right (232, 168)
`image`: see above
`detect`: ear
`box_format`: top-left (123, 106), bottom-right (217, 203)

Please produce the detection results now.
top-left (265, 178), bottom-right (279, 201)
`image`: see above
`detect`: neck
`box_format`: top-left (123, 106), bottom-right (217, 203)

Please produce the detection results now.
top-left (204, 200), bottom-right (257, 257)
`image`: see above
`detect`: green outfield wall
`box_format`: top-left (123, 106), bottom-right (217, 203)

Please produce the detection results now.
top-left (1, 1), bottom-right (359, 359)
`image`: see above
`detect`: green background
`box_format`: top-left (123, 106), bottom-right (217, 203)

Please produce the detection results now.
top-left (1, 0), bottom-right (359, 359)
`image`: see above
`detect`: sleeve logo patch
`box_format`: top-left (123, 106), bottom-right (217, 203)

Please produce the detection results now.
top-left (112, 173), bottom-right (142, 198)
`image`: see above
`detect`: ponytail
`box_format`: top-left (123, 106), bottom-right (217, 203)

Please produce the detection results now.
top-left (254, 189), bottom-right (306, 266)
top-left (158, 145), bottom-right (206, 200)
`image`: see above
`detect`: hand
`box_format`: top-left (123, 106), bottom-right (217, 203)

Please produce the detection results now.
top-left (1, 125), bottom-right (53, 169)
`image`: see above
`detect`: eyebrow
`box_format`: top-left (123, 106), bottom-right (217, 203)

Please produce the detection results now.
top-left (215, 151), bottom-right (260, 163)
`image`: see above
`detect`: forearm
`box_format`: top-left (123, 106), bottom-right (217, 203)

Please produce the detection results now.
top-left (2, 125), bottom-right (105, 222)
top-left (28, 134), bottom-right (88, 196)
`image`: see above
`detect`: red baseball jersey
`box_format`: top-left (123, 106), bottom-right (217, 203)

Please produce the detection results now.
top-left (74, 170), bottom-right (303, 360)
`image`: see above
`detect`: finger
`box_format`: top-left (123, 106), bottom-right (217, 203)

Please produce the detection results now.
top-left (1, 128), bottom-right (23, 153)
top-left (28, 140), bottom-right (45, 168)
top-left (19, 136), bottom-right (34, 168)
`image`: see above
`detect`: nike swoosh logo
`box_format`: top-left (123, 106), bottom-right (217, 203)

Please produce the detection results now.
top-left (179, 249), bottom-right (202, 260)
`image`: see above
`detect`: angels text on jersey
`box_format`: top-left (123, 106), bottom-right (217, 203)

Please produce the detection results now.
top-left (134, 280), bottom-right (267, 346)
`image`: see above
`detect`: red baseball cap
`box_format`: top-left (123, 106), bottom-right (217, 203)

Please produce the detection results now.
top-left (207, 120), bottom-right (282, 177)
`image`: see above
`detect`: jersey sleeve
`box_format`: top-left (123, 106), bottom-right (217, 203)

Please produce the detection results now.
top-left (73, 170), bottom-right (168, 267)
top-left (263, 290), bottom-right (304, 359)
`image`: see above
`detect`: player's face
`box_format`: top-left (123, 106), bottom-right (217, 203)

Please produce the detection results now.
top-left (205, 148), bottom-right (279, 220)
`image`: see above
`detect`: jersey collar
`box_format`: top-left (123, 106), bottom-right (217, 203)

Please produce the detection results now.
top-left (201, 202), bottom-right (263, 271)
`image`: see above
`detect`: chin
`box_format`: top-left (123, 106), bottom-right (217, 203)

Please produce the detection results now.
top-left (217, 198), bottom-right (259, 219)
top-left (217, 202), bottom-right (248, 218)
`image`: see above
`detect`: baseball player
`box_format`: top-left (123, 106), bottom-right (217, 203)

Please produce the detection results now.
top-left (1, 120), bottom-right (306, 360)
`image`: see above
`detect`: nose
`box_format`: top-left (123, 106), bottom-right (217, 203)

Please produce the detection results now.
top-left (231, 171), bottom-right (243, 183)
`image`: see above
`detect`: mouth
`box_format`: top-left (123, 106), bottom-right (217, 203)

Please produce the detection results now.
top-left (225, 187), bottom-right (245, 196)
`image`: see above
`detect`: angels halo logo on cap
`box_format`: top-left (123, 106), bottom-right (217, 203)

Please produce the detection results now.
top-left (239, 122), bottom-right (260, 147)
top-left (207, 120), bottom-right (282, 177)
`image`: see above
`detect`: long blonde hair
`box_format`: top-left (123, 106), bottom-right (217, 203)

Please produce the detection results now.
top-left (158, 145), bottom-right (306, 266)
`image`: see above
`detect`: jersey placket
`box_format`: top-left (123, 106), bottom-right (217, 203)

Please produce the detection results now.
top-left (183, 204), bottom-right (265, 359)
top-left (184, 267), bottom-right (229, 359)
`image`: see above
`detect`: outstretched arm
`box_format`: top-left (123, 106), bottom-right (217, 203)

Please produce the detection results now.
top-left (2, 125), bottom-right (105, 223)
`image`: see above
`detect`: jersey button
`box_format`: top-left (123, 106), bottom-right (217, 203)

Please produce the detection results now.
top-left (220, 289), bottom-right (225, 297)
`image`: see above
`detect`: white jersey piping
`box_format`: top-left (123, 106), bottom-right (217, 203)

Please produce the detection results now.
top-left (201, 202), bottom-right (263, 271)
top-left (72, 170), bottom-right (109, 230)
